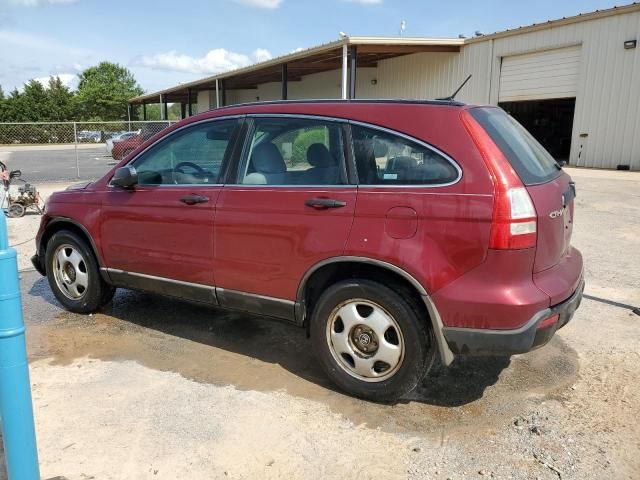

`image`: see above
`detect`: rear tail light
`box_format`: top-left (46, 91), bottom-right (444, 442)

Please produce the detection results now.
top-left (461, 110), bottom-right (537, 249)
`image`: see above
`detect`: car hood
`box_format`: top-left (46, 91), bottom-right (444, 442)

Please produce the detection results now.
top-left (66, 181), bottom-right (93, 190)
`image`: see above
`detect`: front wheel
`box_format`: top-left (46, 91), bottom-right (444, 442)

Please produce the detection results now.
top-left (45, 230), bottom-right (115, 313)
top-left (310, 279), bottom-right (435, 402)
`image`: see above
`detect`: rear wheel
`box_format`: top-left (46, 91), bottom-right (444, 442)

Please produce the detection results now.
top-left (45, 231), bottom-right (115, 313)
top-left (310, 279), bottom-right (435, 402)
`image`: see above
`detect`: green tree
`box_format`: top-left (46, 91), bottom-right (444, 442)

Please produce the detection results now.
top-left (45, 76), bottom-right (76, 121)
top-left (3, 81), bottom-right (49, 122)
top-left (76, 62), bottom-right (143, 121)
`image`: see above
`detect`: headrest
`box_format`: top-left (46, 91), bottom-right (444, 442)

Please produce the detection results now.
top-left (307, 143), bottom-right (335, 167)
top-left (388, 156), bottom-right (417, 171)
top-left (251, 143), bottom-right (286, 174)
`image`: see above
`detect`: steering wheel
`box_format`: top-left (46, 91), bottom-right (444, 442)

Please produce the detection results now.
top-left (174, 162), bottom-right (205, 175)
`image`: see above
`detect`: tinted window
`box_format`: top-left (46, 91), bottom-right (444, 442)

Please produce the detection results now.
top-left (469, 107), bottom-right (561, 185)
top-left (351, 125), bottom-right (459, 185)
top-left (132, 119), bottom-right (238, 185)
top-left (239, 117), bottom-right (347, 185)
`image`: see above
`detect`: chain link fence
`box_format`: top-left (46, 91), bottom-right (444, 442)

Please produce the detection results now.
top-left (0, 121), bottom-right (177, 182)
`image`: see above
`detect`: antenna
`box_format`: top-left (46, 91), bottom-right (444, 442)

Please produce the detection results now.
top-left (436, 74), bottom-right (472, 102)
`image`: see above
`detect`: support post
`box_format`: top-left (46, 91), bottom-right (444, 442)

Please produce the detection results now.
top-left (159, 94), bottom-right (165, 120)
top-left (187, 88), bottom-right (193, 116)
top-left (127, 104), bottom-right (132, 130)
top-left (163, 98), bottom-right (169, 121)
top-left (281, 63), bottom-right (288, 100)
top-left (215, 79), bottom-right (220, 108)
top-left (0, 210), bottom-right (40, 480)
top-left (180, 103), bottom-right (186, 119)
top-left (348, 46), bottom-right (357, 99)
top-left (73, 121), bottom-right (79, 178)
top-left (341, 43), bottom-right (348, 100)
top-left (143, 103), bottom-right (147, 121)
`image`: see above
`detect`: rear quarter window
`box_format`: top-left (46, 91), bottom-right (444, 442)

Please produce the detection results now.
top-left (469, 107), bottom-right (562, 185)
top-left (351, 124), bottom-right (459, 186)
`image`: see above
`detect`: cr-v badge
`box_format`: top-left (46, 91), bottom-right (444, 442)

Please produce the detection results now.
top-left (549, 209), bottom-right (564, 219)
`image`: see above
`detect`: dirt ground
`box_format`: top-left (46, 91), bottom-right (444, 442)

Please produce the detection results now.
top-left (1, 167), bottom-right (639, 479)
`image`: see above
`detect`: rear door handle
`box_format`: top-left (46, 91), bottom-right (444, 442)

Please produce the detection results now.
top-left (180, 194), bottom-right (209, 205)
top-left (304, 198), bottom-right (347, 209)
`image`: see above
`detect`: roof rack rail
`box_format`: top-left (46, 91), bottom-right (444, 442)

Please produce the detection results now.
top-left (211, 98), bottom-right (466, 111)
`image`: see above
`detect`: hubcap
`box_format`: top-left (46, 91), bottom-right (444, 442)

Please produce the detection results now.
top-left (52, 244), bottom-right (89, 300)
top-left (326, 299), bottom-right (405, 382)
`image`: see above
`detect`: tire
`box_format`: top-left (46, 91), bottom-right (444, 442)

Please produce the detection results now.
top-left (45, 230), bottom-right (115, 313)
top-left (310, 279), bottom-right (435, 402)
top-left (7, 203), bottom-right (25, 218)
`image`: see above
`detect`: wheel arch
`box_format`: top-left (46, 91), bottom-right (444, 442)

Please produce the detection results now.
top-left (296, 256), bottom-right (455, 366)
top-left (39, 217), bottom-right (110, 283)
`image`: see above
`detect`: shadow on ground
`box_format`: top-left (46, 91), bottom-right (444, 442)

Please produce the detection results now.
top-left (25, 274), bottom-right (578, 432)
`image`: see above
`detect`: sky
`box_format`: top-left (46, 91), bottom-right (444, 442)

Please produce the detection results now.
top-left (0, 0), bottom-right (629, 94)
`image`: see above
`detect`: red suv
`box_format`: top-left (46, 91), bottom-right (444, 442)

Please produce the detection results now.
top-left (32, 100), bottom-right (584, 401)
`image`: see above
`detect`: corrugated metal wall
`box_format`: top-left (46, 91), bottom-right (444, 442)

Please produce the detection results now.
top-left (196, 8), bottom-right (639, 169)
top-left (374, 9), bottom-right (640, 169)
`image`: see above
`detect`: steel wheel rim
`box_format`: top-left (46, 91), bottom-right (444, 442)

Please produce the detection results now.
top-left (326, 298), bottom-right (405, 383)
top-left (52, 243), bottom-right (89, 300)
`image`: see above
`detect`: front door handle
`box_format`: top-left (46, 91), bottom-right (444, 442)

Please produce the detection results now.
top-left (304, 198), bottom-right (347, 209)
top-left (180, 194), bottom-right (209, 205)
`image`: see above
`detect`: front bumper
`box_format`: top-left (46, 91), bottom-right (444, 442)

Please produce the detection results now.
top-left (442, 277), bottom-right (584, 356)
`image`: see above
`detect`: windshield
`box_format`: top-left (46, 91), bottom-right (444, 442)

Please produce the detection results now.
top-left (469, 107), bottom-right (561, 185)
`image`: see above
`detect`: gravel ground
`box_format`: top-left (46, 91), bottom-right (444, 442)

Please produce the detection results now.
top-left (1, 167), bottom-right (638, 479)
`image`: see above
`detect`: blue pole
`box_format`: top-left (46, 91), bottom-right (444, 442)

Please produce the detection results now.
top-left (0, 210), bottom-right (40, 480)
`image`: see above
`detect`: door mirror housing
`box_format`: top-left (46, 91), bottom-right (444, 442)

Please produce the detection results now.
top-left (111, 166), bottom-right (138, 188)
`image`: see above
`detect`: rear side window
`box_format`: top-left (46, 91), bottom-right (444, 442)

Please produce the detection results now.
top-left (351, 125), bottom-right (459, 186)
top-left (469, 107), bottom-right (561, 185)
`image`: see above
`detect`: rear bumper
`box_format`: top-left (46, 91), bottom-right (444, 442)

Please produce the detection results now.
top-left (442, 276), bottom-right (584, 356)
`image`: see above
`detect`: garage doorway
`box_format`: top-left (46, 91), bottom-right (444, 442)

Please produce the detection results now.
top-left (499, 98), bottom-right (576, 163)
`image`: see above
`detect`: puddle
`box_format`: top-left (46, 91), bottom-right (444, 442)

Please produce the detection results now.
top-left (24, 274), bottom-right (580, 435)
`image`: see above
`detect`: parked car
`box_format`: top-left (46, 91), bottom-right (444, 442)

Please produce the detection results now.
top-left (31, 100), bottom-right (584, 401)
top-left (76, 130), bottom-right (101, 143)
top-left (110, 134), bottom-right (143, 160)
top-left (106, 131), bottom-right (140, 156)
top-left (110, 124), bottom-right (171, 160)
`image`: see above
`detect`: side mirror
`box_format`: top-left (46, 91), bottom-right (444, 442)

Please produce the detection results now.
top-left (111, 166), bottom-right (138, 188)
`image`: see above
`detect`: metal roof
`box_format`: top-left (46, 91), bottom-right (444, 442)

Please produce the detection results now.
top-left (129, 37), bottom-right (463, 104)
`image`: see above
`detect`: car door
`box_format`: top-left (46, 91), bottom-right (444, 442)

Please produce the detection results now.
top-left (100, 117), bottom-right (242, 303)
top-left (214, 115), bottom-right (357, 319)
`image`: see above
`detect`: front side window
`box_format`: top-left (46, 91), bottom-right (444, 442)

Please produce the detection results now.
top-left (239, 117), bottom-right (347, 185)
top-left (351, 125), bottom-right (459, 186)
top-left (132, 119), bottom-right (238, 185)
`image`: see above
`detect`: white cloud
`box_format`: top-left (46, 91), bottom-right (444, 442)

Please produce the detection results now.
top-left (234, 0), bottom-right (282, 8)
top-left (344, 0), bottom-right (382, 4)
top-left (33, 73), bottom-right (78, 89)
top-left (11, 0), bottom-right (77, 6)
top-left (0, 29), bottom-right (89, 56)
top-left (135, 48), bottom-right (273, 74)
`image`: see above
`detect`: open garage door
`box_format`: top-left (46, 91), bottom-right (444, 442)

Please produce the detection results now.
top-left (498, 46), bottom-right (581, 102)
top-left (498, 46), bottom-right (581, 163)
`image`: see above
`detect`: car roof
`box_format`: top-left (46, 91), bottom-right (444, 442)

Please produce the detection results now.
top-left (182, 98), bottom-right (472, 125)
